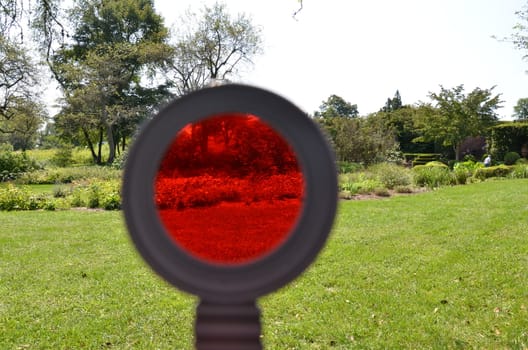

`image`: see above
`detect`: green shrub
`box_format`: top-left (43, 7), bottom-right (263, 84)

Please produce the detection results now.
top-left (337, 161), bottom-right (363, 174)
top-left (355, 179), bottom-right (384, 194)
top-left (509, 164), bottom-right (528, 179)
top-left (367, 163), bottom-right (412, 189)
top-left (0, 151), bottom-right (39, 181)
top-left (463, 154), bottom-right (477, 162)
top-left (87, 183), bottom-right (101, 208)
top-left (374, 187), bottom-right (390, 197)
top-left (0, 185), bottom-right (52, 211)
top-left (83, 181), bottom-right (121, 210)
top-left (472, 165), bottom-right (513, 181)
top-left (16, 166), bottom-right (122, 184)
top-left (51, 145), bottom-right (74, 167)
top-left (52, 184), bottom-right (72, 198)
top-left (503, 151), bottom-right (521, 165)
top-left (413, 166), bottom-right (455, 188)
top-left (424, 161), bottom-right (448, 168)
top-left (69, 187), bottom-right (86, 207)
top-left (99, 181), bottom-right (121, 210)
top-left (452, 161), bottom-right (483, 185)
top-left (394, 185), bottom-right (413, 194)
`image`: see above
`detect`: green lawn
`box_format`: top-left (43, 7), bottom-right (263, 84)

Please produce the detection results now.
top-left (1, 179), bottom-right (527, 349)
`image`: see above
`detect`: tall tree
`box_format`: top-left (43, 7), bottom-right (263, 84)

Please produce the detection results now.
top-left (169, 2), bottom-right (263, 95)
top-left (0, 34), bottom-right (46, 150)
top-left (414, 85), bottom-right (502, 160)
top-left (369, 105), bottom-right (436, 154)
top-left (507, 5), bottom-right (528, 60)
top-left (0, 97), bottom-right (47, 150)
top-left (52, 0), bottom-right (172, 164)
top-left (513, 97), bottom-right (528, 121)
top-left (0, 37), bottom-right (39, 123)
top-left (381, 90), bottom-right (403, 112)
top-left (314, 94), bottom-right (359, 119)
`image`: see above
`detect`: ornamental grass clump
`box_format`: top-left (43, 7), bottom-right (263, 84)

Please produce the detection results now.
top-left (510, 163), bottom-right (528, 179)
top-left (367, 163), bottom-right (412, 189)
top-left (412, 165), bottom-right (455, 188)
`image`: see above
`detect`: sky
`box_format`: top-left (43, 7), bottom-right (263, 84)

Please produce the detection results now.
top-left (155, 0), bottom-right (528, 119)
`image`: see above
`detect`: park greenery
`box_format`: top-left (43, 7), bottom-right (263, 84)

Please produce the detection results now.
top-left (1, 0), bottom-right (528, 347)
top-left (0, 0), bottom-right (527, 209)
top-left (1, 179), bottom-right (527, 348)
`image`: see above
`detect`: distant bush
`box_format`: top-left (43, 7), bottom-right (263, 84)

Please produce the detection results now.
top-left (16, 166), bottom-right (122, 184)
top-left (0, 185), bottom-right (54, 211)
top-left (0, 151), bottom-right (40, 182)
top-left (472, 165), bottom-right (513, 181)
top-left (156, 173), bottom-right (302, 210)
top-left (394, 185), bottom-right (413, 194)
top-left (52, 184), bottom-right (72, 198)
top-left (367, 163), bottom-right (412, 189)
top-left (69, 186), bottom-right (86, 208)
top-left (503, 151), bottom-right (521, 165)
top-left (463, 154), bottom-right (477, 162)
top-left (355, 179), bottom-right (384, 195)
top-left (51, 145), bottom-right (74, 167)
top-left (509, 163), bottom-right (528, 179)
top-left (337, 161), bottom-right (362, 174)
top-left (413, 165), bottom-right (455, 188)
top-left (373, 187), bottom-right (390, 197)
top-left (424, 161), bottom-right (448, 168)
top-left (453, 161), bottom-right (483, 184)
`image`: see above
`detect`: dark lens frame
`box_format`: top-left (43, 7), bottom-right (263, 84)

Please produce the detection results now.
top-left (123, 84), bottom-right (337, 303)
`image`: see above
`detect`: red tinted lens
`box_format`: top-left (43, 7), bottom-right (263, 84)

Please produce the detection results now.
top-left (155, 114), bottom-right (304, 264)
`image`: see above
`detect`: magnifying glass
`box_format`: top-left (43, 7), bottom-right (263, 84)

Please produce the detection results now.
top-left (123, 84), bottom-right (337, 349)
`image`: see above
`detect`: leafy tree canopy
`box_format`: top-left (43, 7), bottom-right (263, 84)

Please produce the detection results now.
top-left (169, 2), bottom-right (263, 95)
top-left (381, 90), bottom-right (403, 113)
top-left (414, 85), bottom-right (502, 160)
top-left (314, 94), bottom-right (359, 119)
top-left (513, 97), bottom-right (528, 121)
top-left (53, 0), bottom-right (172, 164)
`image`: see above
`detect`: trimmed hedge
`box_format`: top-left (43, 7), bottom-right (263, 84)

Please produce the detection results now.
top-left (406, 153), bottom-right (442, 166)
top-left (473, 165), bottom-right (513, 181)
top-left (489, 122), bottom-right (528, 161)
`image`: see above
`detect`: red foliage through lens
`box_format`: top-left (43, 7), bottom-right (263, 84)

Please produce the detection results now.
top-left (155, 114), bottom-right (304, 264)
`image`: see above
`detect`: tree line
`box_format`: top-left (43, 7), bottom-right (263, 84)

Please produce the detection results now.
top-left (313, 86), bottom-right (504, 164)
top-left (1, 0), bottom-right (528, 166)
top-left (0, 0), bottom-right (261, 164)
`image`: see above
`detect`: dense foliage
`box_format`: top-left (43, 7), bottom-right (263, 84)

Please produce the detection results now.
top-left (489, 122), bottom-right (528, 161)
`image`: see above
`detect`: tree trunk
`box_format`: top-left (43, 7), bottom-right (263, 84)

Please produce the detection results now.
top-left (97, 128), bottom-right (104, 165)
top-left (106, 122), bottom-right (116, 165)
top-left (121, 136), bottom-right (126, 152)
top-left (82, 127), bottom-right (98, 164)
top-left (454, 142), bottom-right (461, 161)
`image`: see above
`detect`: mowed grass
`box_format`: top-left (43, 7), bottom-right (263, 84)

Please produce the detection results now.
top-left (1, 179), bottom-right (527, 349)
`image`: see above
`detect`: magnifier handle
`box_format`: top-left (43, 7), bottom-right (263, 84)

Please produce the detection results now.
top-left (196, 299), bottom-right (262, 350)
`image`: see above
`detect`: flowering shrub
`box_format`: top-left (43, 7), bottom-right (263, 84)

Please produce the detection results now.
top-left (453, 161), bottom-right (483, 184)
top-left (0, 185), bottom-right (54, 211)
top-left (155, 172), bottom-right (303, 210)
